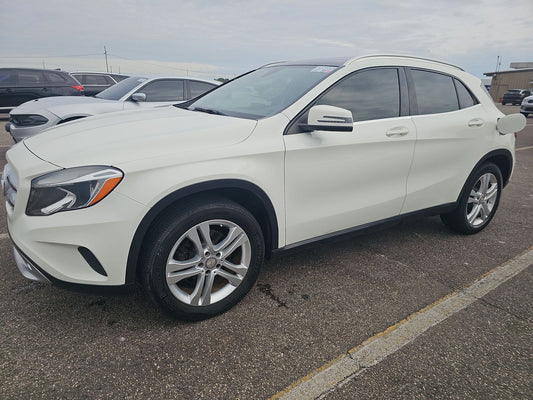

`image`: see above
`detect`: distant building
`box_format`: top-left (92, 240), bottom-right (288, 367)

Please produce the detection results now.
top-left (484, 62), bottom-right (533, 102)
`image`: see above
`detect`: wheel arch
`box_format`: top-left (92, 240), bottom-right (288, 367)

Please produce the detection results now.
top-left (456, 149), bottom-right (513, 204)
top-left (125, 179), bottom-right (279, 284)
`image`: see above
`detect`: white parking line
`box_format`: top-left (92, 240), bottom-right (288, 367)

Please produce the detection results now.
top-left (270, 247), bottom-right (533, 400)
top-left (516, 146), bottom-right (533, 151)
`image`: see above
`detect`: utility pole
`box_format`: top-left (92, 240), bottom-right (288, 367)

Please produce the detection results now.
top-left (104, 46), bottom-right (109, 72)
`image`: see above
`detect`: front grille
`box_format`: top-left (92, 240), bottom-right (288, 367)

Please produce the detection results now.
top-left (2, 163), bottom-right (18, 211)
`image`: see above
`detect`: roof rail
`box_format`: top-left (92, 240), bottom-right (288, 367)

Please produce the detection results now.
top-left (345, 55), bottom-right (464, 71)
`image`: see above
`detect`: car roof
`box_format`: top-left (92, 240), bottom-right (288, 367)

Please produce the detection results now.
top-left (126, 75), bottom-right (220, 84)
top-left (264, 55), bottom-right (464, 71)
top-left (0, 67), bottom-right (72, 74)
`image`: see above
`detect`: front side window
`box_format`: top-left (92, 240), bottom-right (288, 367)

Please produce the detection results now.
top-left (96, 76), bottom-right (148, 100)
top-left (137, 79), bottom-right (184, 102)
top-left (411, 69), bottom-right (459, 115)
top-left (0, 69), bottom-right (16, 86)
top-left (315, 68), bottom-right (400, 122)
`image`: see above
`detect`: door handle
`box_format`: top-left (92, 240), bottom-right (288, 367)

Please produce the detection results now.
top-left (386, 127), bottom-right (409, 137)
top-left (468, 118), bottom-right (484, 127)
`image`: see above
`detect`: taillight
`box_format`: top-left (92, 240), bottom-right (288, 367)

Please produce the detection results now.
top-left (71, 85), bottom-right (84, 92)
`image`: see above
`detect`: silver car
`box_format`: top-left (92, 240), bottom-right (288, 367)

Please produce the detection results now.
top-left (520, 93), bottom-right (533, 117)
top-left (6, 75), bottom-right (219, 142)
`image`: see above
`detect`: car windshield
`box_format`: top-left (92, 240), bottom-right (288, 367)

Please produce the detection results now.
top-left (95, 76), bottom-right (148, 100)
top-left (506, 90), bottom-right (520, 94)
top-left (187, 65), bottom-right (338, 119)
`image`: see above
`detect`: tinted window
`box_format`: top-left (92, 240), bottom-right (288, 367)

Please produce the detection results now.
top-left (189, 81), bottom-right (216, 98)
top-left (0, 69), bottom-right (16, 86)
top-left (45, 71), bottom-right (69, 84)
top-left (137, 79), bottom-right (184, 102)
top-left (454, 79), bottom-right (476, 109)
top-left (316, 68), bottom-right (400, 122)
top-left (96, 76), bottom-right (148, 100)
top-left (80, 75), bottom-right (112, 85)
top-left (411, 69), bottom-right (459, 115)
top-left (17, 70), bottom-right (46, 85)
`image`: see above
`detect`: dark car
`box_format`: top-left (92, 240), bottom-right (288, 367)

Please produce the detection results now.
top-left (71, 72), bottom-right (129, 96)
top-left (0, 68), bottom-right (84, 112)
top-left (501, 89), bottom-right (530, 105)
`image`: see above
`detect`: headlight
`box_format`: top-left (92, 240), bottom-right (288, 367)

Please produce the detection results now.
top-left (10, 114), bottom-right (49, 127)
top-left (26, 166), bottom-right (123, 216)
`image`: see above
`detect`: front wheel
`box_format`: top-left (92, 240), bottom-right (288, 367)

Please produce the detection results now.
top-left (141, 198), bottom-right (265, 320)
top-left (441, 163), bottom-right (503, 234)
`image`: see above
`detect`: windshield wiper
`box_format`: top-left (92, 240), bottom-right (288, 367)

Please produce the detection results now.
top-left (191, 107), bottom-right (226, 116)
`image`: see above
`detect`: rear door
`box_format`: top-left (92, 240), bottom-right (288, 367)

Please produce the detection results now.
top-left (402, 68), bottom-right (490, 213)
top-left (283, 67), bottom-right (417, 244)
top-left (0, 69), bottom-right (17, 108)
top-left (12, 70), bottom-right (47, 105)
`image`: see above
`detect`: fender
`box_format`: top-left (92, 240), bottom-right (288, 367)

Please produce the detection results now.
top-left (125, 179), bottom-right (279, 284)
top-left (455, 148), bottom-right (514, 204)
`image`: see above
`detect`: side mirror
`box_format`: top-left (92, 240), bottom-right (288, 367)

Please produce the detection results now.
top-left (497, 113), bottom-right (526, 135)
top-left (299, 105), bottom-right (353, 132)
top-left (131, 92), bottom-right (147, 102)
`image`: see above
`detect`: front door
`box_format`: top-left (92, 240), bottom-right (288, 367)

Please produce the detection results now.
top-left (283, 68), bottom-right (416, 245)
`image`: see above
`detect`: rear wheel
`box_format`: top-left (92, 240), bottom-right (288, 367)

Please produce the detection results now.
top-left (441, 163), bottom-right (502, 234)
top-left (141, 198), bottom-right (265, 320)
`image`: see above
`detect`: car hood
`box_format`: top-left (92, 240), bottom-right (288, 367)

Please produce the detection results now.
top-left (11, 96), bottom-right (122, 118)
top-left (23, 106), bottom-right (258, 167)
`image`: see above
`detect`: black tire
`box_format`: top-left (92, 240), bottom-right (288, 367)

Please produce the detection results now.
top-left (521, 112), bottom-right (529, 118)
top-left (440, 163), bottom-right (503, 234)
top-left (141, 197), bottom-right (265, 320)
top-left (501, 102), bottom-right (506, 105)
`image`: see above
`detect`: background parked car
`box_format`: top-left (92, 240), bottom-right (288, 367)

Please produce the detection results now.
top-left (501, 89), bottom-right (530, 105)
top-left (520, 94), bottom-right (533, 117)
top-left (71, 72), bottom-right (129, 96)
top-left (6, 75), bottom-right (220, 142)
top-left (0, 68), bottom-right (84, 112)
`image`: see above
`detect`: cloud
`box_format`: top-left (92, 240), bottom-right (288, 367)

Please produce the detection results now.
top-left (2, 0), bottom-right (532, 78)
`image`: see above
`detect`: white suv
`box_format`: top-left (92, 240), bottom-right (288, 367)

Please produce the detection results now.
top-left (2, 55), bottom-right (526, 320)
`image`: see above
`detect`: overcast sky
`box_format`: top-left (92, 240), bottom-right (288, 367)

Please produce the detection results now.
top-left (1, 0), bottom-right (531, 79)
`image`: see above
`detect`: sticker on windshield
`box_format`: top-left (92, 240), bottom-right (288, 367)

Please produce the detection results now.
top-left (311, 66), bottom-right (337, 73)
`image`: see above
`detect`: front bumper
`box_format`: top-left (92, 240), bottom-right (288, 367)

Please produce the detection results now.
top-left (13, 244), bottom-right (51, 283)
top-left (5, 143), bottom-right (148, 287)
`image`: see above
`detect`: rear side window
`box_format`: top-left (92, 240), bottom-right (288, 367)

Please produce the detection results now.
top-left (189, 81), bottom-right (216, 98)
top-left (315, 68), bottom-right (400, 122)
top-left (137, 79), bottom-right (185, 102)
top-left (78, 75), bottom-right (113, 85)
top-left (45, 71), bottom-right (69, 84)
top-left (454, 79), bottom-right (477, 109)
top-left (411, 69), bottom-right (458, 115)
top-left (17, 70), bottom-right (46, 85)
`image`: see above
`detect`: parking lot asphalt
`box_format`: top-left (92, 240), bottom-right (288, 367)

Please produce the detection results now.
top-left (0, 106), bottom-right (532, 400)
